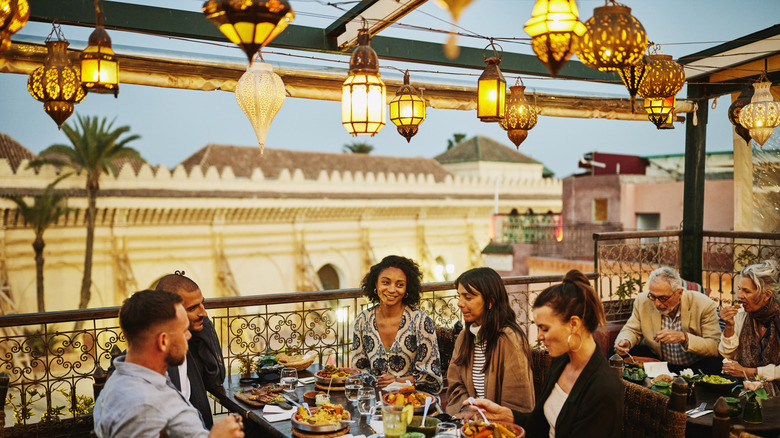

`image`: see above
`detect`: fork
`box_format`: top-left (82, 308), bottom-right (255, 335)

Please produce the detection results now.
top-left (686, 402), bottom-right (707, 415)
top-left (467, 397), bottom-right (491, 424)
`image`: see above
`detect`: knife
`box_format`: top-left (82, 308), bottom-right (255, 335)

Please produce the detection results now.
top-left (282, 393), bottom-right (301, 407)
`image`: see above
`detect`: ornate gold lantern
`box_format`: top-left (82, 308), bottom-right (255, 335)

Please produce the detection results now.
top-left (0, 0), bottom-right (29, 51)
top-left (500, 84), bottom-right (538, 148)
top-left (523, 0), bottom-right (587, 77)
top-left (389, 71), bottom-right (426, 142)
top-left (577, 2), bottom-right (647, 72)
top-left (80, 0), bottom-right (118, 96)
top-left (618, 55), bottom-right (648, 108)
top-left (739, 80), bottom-right (780, 147)
top-left (637, 52), bottom-right (685, 99)
top-left (27, 26), bottom-right (86, 128)
top-left (728, 86), bottom-right (754, 144)
top-left (235, 61), bottom-right (286, 156)
top-left (203, 0), bottom-right (294, 63)
top-left (477, 43), bottom-right (506, 122)
top-left (342, 29), bottom-right (386, 136)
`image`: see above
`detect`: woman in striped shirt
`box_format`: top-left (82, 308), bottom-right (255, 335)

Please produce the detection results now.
top-left (445, 267), bottom-right (535, 418)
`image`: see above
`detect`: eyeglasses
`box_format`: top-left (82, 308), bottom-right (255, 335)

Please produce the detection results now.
top-left (647, 292), bottom-right (675, 303)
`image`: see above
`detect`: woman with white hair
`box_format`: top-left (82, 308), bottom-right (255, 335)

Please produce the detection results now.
top-left (720, 259), bottom-right (780, 391)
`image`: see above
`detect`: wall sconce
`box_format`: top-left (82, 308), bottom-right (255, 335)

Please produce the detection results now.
top-left (342, 28), bottom-right (386, 136)
top-left (235, 61), bottom-right (286, 156)
top-left (389, 71), bottom-right (426, 142)
top-left (477, 42), bottom-right (506, 123)
top-left (523, 0), bottom-right (586, 77)
top-left (500, 82), bottom-right (538, 148)
top-left (27, 25), bottom-right (85, 128)
top-left (727, 86), bottom-right (754, 144)
top-left (577, 2), bottom-right (647, 72)
top-left (80, 0), bottom-right (118, 97)
top-left (0, 0), bottom-right (29, 51)
top-left (203, 0), bottom-right (294, 63)
top-left (739, 79), bottom-right (780, 147)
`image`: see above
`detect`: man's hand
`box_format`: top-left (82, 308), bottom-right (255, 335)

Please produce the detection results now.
top-left (615, 339), bottom-right (631, 356)
top-left (463, 398), bottom-right (514, 423)
top-left (654, 329), bottom-right (686, 344)
top-left (210, 414), bottom-right (244, 438)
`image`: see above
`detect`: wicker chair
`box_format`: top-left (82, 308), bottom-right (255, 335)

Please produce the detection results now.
top-left (436, 321), bottom-right (463, 409)
top-left (622, 380), bottom-right (686, 438)
top-left (530, 348), bottom-right (552, 399)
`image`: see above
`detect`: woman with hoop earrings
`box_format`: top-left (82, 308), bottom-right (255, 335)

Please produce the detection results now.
top-left (466, 269), bottom-right (623, 438)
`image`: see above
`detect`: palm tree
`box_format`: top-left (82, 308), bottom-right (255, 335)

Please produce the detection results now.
top-left (446, 133), bottom-right (467, 150)
top-left (30, 115), bottom-right (141, 309)
top-left (8, 175), bottom-right (74, 313)
top-left (342, 141), bottom-right (374, 154)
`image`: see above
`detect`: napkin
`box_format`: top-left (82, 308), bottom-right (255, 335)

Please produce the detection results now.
top-left (369, 419), bottom-right (384, 435)
top-left (299, 377), bottom-right (316, 385)
top-left (383, 381), bottom-right (412, 392)
top-left (689, 409), bottom-right (713, 419)
top-left (263, 404), bottom-right (294, 422)
top-left (643, 361), bottom-right (673, 378)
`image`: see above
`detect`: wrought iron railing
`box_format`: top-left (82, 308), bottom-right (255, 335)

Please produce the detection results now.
top-left (0, 274), bottom-right (586, 431)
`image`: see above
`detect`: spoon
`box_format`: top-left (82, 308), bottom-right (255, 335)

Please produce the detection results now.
top-left (302, 402), bottom-right (312, 415)
top-left (467, 397), bottom-right (490, 424)
top-left (422, 396), bottom-right (432, 419)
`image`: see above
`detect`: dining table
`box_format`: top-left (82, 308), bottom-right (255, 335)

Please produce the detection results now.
top-left (683, 381), bottom-right (780, 438)
top-left (211, 365), bottom-right (383, 437)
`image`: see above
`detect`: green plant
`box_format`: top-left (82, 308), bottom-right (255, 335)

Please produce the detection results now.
top-left (735, 379), bottom-right (769, 406)
top-left (56, 388), bottom-right (94, 416)
top-left (40, 404), bottom-right (67, 424)
top-left (7, 388), bottom-right (44, 425)
top-left (238, 355), bottom-right (255, 375)
top-left (615, 275), bottom-right (642, 302)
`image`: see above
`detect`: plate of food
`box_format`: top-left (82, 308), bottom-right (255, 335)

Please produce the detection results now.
top-left (314, 364), bottom-right (360, 385)
top-left (382, 386), bottom-right (436, 414)
top-left (291, 403), bottom-right (351, 433)
top-left (622, 365), bottom-right (647, 384)
top-left (698, 374), bottom-right (739, 394)
top-left (235, 384), bottom-right (291, 409)
top-left (462, 420), bottom-right (525, 438)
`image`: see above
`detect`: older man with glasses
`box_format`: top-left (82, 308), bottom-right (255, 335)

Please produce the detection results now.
top-left (614, 267), bottom-right (723, 374)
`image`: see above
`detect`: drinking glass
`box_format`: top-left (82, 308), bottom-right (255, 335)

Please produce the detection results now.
top-left (345, 375), bottom-right (361, 402)
top-left (280, 367), bottom-right (298, 392)
top-left (382, 404), bottom-right (407, 438)
top-left (435, 421), bottom-right (460, 437)
top-left (357, 387), bottom-right (376, 416)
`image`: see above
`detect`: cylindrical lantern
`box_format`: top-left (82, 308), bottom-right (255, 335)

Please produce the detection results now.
top-left (500, 85), bottom-right (538, 148)
top-left (523, 0), bottom-right (586, 77)
top-left (389, 71), bottom-right (426, 142)
top-left (80, 3), bottom-right (118, 97)
top-left (342, 29), bottom-right (386, 136)
top-left (478, 49), bottom-right (506, 122)
top-left (728, 86), bottom-right (754, 144)
top-left (28, 37), bottom-right (86, 128)
top-left (235, 62), bottom-right (286, 155)
top-left (0, 0), bottom-right (29, 51)
top-left (739, 80), bottom-right (780, 147)
top-left (203, 0), bottom-right (294, 62)
top-left (577, 3), bottom-right (646, 72)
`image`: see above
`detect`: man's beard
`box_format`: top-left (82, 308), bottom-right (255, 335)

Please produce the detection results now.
top-left (166, 349), bottom-right (186, 367)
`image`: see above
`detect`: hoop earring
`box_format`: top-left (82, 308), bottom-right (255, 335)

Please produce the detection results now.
top-left (567, 333), bottom-right (583, 353)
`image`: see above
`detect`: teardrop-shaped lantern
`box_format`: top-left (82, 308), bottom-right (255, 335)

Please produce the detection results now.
top-left (342, 29), bottom-right (386, 136)
top-left (577, 3), bottom-right (646, 72)
top-left (235, 62), bottom-right (286, 155)
top-left (27, 31), bottom-right (86, 128)
top-left (728, 86), bottom-right (754, 144)
top-left (0, 0), bottom-right (29, 51)
top-left (80, 1), bottom-right (119, 97)
top-left (433, 0), bottom-right (475, 59)
top-left (389, 71), bottom-right (426, 142)
top-left (524, 0), bottom-right (587, 77)
top-left (637, 53), bottom-right (685, 99)
top-left (203, 0), bottom-right (294, 63)
top-left (500, 85), bottom-right (538, 148)
top-left (739, 81), bottom-right (780, 147)
top-left (618, 55), bottom-right (648, 108)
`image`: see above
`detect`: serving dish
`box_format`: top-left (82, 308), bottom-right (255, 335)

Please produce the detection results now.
top-left (382, 388), bottom-right (436, 414)
top-left (698, 375), bottom-right (739, 394)
top-left (314, 366), bottom-right (360, 385)
top-left (290, 404), bottom-right (351, 433)
top-left (461, 421), bottom-right (525, 438)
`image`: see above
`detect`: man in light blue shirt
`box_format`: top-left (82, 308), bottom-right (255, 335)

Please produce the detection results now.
top-left (93, 289), bottom-right (243, 438)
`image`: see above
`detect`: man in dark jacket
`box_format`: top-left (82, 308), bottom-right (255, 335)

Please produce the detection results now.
top-left (156, 272), bottom-right (226, 429)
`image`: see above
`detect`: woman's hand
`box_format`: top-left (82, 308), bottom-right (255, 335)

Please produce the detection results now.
top-left (452, 408), bottom-right (479, 421)
top-left (463, 398), bottom-right (514, 423)
top-left (376, 372), bottom-right (395, 389)
top-left (722, 359), bottom-right (751, 377)
top-left (720, 305), bottom-right (739, 328)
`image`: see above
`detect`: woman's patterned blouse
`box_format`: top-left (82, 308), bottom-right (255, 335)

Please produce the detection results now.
top-left (351, 305), bottom-right (443, 394)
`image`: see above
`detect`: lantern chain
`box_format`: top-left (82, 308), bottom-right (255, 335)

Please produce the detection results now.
top-left (45, 22), bottom-right (67, 43)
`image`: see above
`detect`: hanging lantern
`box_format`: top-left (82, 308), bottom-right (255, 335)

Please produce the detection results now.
top-left (342, 29), bottom-right (386, 136)
top-left (80, 0), bottom-right (118, 97)
top-left (432, 0), bottom-right (475, 59)
top-left (656, 112), bottom-right (675, 130)
top-left (577, 2), bottom-right (647, 72)
top-left (27, 27), bottom-right (86, 129)
top-left (728, 86), bottom-right (754, 144)
top-left (389, 71), bottom-right (426, 142)
top-left (638, 52), bottom-right (685, 98)
top-left (618, 55), bottom-right (648, 108)
top-left (477, 43), bottom-right (506, 122)
top-left (644, 96), bottom-right (675, 128)
top-left (235, 61), bottom-right (285, 156)
top-left (523, 0), bottom-right (587, 77)
top-left (0, 0), bottom-right (29, 51)
top-left (739, 80), bottom-right (780, 147)
top-left (202, 0), bottom-right (294, 63)
top-left (500, 84), bottom-right (538, 148)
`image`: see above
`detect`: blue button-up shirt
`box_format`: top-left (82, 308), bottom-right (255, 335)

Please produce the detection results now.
top-left (93, 356), bottom-right (208, 438)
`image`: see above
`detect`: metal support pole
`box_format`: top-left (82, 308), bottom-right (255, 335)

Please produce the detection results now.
top-left (681, 84), bottom-right (708, 283)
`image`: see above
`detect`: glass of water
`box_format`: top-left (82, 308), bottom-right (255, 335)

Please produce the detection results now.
top-left (280, 367), bottom-right (298, 392)
top-left (345, 375), bottom-right (361, 403)
top-left (357, 387), bottom-right (375, 416)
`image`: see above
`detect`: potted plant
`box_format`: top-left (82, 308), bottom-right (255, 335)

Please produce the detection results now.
top-left (237, 355), bottom-right (255, 378)
top-left (734, 379), bottom-right (769, 424)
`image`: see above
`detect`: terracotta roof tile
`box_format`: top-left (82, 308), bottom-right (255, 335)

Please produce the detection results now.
top-left (180, 144), bottom-right (453, 182)
top-left (434, 135), bottom-right (541, 164)
top-left (0, 133), bottom-right (36, 171)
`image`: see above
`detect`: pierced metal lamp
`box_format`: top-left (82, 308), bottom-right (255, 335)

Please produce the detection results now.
top-left (203, 0), bottom-right (294, 63)
top-left (739, 80), bottom-right (780, 147)
top-left (500, 84), bottom-right (538, 148)
top-left (389, 71), bottom-right (426, 142)
top-left (477, 43), bottom-right (506, 122)
top-left (80, 0), bottom-right (118, 96)
top-left (342, 29), bottom-right (386, 136)
top-left (637, 52), bottom-right (685, 99)
top-left (523, 0), bottom-right (587, 77)
top-left (618, 55), bottom-right (648, 108)
top-left (0, 0), bottom-right (29, 51)
top-left (577, 1), bottom-right (647, 72)
top-left (727, 86), bottom-right (754, 144)
top-left (235, 61), bottom-right (286, 156)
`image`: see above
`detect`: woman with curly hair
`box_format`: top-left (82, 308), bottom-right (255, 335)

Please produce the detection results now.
top-left (720, 259), bottom-right (780, 392)
top-left (351, 255), bottom-right (442, 393)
